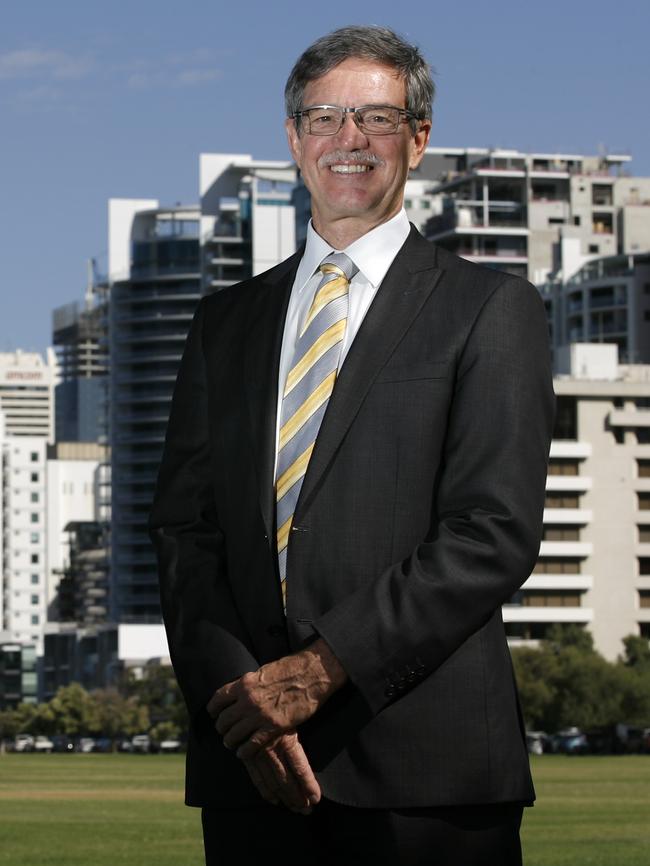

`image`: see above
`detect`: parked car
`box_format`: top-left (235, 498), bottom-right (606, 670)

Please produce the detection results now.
top-left (131, 734), bottom-right (151, 754)
top-left (550, 727), bottom-right (588, 755)
top-left (51, 735), bottom-right (76, 753)
top-left (77, 737), bottom-right (96, 753)
top-left (93, 737), bottom-right (113, 753)
top-left (158, 738), bottom-right (182, 754)
top-left (33, 735), bottom-right (54, 753)
top-left (13, 733), bottom-right (34, 753)
top-left (526, 731), bottom-right (549, 755)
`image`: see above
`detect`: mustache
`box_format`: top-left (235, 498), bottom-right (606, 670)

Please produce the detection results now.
top-left (318, 150), bottom-right (384, 168)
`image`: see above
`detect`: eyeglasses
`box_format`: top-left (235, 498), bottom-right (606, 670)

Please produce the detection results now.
top-left (292, 104), bottom-right (421, 136)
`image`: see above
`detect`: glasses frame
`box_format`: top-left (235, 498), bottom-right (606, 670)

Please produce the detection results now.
top-left (292, 104), bottom-right (421, 136)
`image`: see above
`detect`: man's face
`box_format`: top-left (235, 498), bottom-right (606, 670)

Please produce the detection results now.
top-left (285, 57), bottom-right (431, 236)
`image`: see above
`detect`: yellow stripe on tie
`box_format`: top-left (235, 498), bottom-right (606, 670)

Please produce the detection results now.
top-left (278, 371), bottom-right (336, 451)
top-left (284, 319), bottom-right (346, 396)
top-left (276, 442), bottom-right (314, 501)
top-left (277, 515), bottom-right (293, 554)
top-left (300, 277), bottom-right (348, 337)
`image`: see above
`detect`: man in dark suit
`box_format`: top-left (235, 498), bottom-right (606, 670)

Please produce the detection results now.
top-left (150, 25), bottom-right (554, 866)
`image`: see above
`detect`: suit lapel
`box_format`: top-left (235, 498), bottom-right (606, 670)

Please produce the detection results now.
top-left (243, 250), bottom-right (303, 544)
top-left (294, 228), bottom-right (444, 521)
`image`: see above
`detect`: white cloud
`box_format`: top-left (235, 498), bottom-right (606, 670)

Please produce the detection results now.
top-left (0, 48), bottom-right (91, 81)
top-left (176, 68), bottom-right (222, 86)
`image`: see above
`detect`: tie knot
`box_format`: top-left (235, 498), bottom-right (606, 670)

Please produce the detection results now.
top-left (319, 252), bottom-right (358, 282)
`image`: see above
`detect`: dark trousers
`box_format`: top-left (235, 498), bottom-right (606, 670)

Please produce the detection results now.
top-left (202, 799), bottom-right (524, 866)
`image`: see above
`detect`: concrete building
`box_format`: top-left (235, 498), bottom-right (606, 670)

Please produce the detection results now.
top-left (504, 344), bottom-right (650, 660)
top-left (541, 252), bottom-right (650, 365)
top-left (423, 147), bottom-right (650, 285)
top-left (0, 349), bottom-right (56, 441)
top-left (45, 442), bottom-right (103, 621)
top-left (52, 267), bottom-right (108, 443)
top-left (200, 153), bottom-right (296, 291)
top-left (0, 416), bottom-right (48, 650)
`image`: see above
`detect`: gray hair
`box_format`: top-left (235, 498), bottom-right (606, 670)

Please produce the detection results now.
top-left (285, 25), bottom-right (434, 134)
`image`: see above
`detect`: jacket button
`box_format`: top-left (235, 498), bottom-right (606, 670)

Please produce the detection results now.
top-left (385, 685), bottom-right (396, 698)
top-left (267, 625), bottom-right (285, 637)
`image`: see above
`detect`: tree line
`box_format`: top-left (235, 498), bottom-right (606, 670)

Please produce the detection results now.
top-left (511, 625), bottom-right (650, 732)
top-left (0, 664), bottom-right (187, 745)
top-left (1, 627), bottom-right (649, 742)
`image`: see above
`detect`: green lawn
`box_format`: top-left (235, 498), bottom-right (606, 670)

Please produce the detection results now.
top-left (0, 753), bottom-right (648, 865)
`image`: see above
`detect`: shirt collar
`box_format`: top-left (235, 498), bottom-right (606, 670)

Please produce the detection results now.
top-left (294, 209), bottom-right (411, 294)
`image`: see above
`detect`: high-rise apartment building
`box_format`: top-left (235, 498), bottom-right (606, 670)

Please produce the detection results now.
top-left (423, 147), bottom-right (650, 285)
top-left (0, 415), bottom-right (48, 651)
top-left (504, 344), bottom-right (650, 660)
top-left (108, 199), bottom-right (201, 623)
top-left (107, 154), bottom-right (296, 624)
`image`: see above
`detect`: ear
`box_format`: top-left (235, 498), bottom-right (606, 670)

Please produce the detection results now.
top-left (409, 120), bottom-right (431, 170)
top-left (285, 117), bottom-right (302, 169)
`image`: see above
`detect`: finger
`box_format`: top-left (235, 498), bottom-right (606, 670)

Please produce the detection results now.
top-left (213, 703), bottom-right (245, 737)
top-left (235, 728), bottom-right (278, 759)
top-left (258, 747), bottom-right (312, 814)
top-left (242, 757), bottom-right (279, 806)
top-left (206, 682), bottom-right (237, 718)
top-left (222, 718), bottom-right (272, 751)
top-left (281, 736), bottom-right (321, 805)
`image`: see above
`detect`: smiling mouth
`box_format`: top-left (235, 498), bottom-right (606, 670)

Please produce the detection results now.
top-left (329, 164), bottom-right (373, 173)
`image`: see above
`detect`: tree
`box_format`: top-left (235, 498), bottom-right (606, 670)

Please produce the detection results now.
top-left (120, 663), bottom-right (187, 729)
top-left (91, 688), bottom-right (149, 740)
top-left (621, 635), bottom-right (650, 669)
top-left (45, 683), bottom-right (100, 737)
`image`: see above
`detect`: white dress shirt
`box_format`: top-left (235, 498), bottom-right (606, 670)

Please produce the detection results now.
top-left (274, 208), bottom-right (411, 475)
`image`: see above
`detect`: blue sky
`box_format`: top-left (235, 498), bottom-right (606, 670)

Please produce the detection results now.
top-left (2, 0), bottom-right (649, 354)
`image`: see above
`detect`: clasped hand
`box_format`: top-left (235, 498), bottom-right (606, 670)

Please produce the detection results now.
top-left (206, 639), bottom-right (346, 813)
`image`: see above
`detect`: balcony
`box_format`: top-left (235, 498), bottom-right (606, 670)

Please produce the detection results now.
top-left (502, 606), bottom-right (593, 623)
top-left (543, 508), bottom-right (592, 524)
top-left (549, 441), bottom-right (591, 459)
top-left (538, 541), bottom-right (593, 557)
top-left (546, 476), bottom-right (592, 492)
top-left (522, 575), bottom-right (593, 591)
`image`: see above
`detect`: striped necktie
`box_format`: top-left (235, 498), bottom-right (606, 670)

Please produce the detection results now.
top-left (275, 252), bottom-right (358, 607)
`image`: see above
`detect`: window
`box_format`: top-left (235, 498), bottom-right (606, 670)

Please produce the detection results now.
top-left (589, 244), bottom-right (599, 254)
top-left (31, 574), bottom-right (39, 584)
top-left (542, 525), bottom-right (580, 541)
top-left (404, 199), bottom-right (412, 208)
top-left (573, 216), bottom-right (581, 226)
top-left (638, 460), bottom-right (650, 477)
top-left (639, 591), bottom-right (650, 609)
top-left (639, 558), bottom-right (650, 575)
top-left (521, 591), bottom-right (581, 607)
top-left (30, 595), bottom-right (38, 605)
top-left (638, 493), bottom-right (650, 511)
top-left (553, 396), bottom-right (578, 439)
top-left (31, 492), bottom-right (39, 503)
top-left (31, 614), bottom-right (39, 625)
top-left (30, 452), bottom-right (38, 462)
top-left (545, 494), bottom-right (580, 508)
top-left (548, 460), bottom-right (579, 476)
top-left (532, 559), bottom-right (580, 574)
top-left (30, 533), bottom-right (39, 544)
top-left (31, 554), bottom-right (39, 564)
top-left (30, 473), bottom-right (38, 482)
top-left (30, 513), bottom-right (38, 524)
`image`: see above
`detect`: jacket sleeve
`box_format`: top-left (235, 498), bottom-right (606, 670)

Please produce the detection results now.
top-left (149, 298), bottom-right (258, 722)
top-left (313, 276), bottom-right (555, 715)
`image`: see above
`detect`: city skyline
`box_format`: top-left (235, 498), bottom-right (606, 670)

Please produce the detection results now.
top-left (3, 0), bottom-right (650, 354)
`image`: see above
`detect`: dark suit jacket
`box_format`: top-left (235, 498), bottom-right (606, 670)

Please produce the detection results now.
top-left (149, 226), bottom-right (555, 809)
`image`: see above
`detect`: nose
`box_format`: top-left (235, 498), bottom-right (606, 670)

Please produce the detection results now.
top-left (335, 112), bottom-right (370, 149)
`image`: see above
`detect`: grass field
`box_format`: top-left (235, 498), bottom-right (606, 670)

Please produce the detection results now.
top-left (0, 753), bottom-right (648, 865)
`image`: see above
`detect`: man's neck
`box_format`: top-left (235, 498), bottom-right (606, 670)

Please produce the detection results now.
top-left (311, 212), bottom-right (398, 250)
